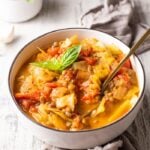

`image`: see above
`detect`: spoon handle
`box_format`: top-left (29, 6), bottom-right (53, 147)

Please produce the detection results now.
top-left (101, 28), bottom-right (150, 94)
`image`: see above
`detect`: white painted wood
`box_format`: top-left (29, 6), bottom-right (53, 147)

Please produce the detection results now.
top-left (0, 0), bottom-right (150, 150)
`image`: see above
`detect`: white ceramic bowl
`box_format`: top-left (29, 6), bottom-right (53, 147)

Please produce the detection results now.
top-left (0, 0), bottom-right (43, 22)
top-left (8, 28), bottom-right (145, 149)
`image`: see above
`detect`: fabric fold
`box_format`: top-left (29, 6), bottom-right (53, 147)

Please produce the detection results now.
top-left (81, 0), bottom-right (150, 51)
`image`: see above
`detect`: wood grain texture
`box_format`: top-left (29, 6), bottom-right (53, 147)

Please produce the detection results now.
top-left (0, 0), bottom-right (150, 150)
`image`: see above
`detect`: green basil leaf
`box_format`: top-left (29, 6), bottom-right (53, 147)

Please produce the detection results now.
top-left (32, 61), bottom-right (55, 71)
top-left (60, 45), bottom-right (81, 70)
top-left (32, 45), bottom-right (81, 71)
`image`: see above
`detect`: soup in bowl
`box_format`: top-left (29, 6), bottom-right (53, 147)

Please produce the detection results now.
top-left (8, 28), bottom-right (145, 149)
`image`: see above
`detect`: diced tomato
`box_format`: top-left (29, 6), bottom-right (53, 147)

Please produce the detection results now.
top-left (83, 57), bottom-right (97, 65)
top-left (64, 69), bottom-right (75, 79)
top-left (117, 53), bottom-right (131, 69)
top-left (117, 60), bottom-right (131, 75)
top-left (47, 47), bottom-right (60, 56)
top-left (81, 93), bottom-right (99, 103)
top-left (21, 100), bottom-right (31, 110)
top-left (41, 85), bottom-right (52, 100)
top-left (15, 91), bottom-right (40, 101)
top-left (45, 82), bottom-right (60, 88)
top-left (117, 54), bottom-right (131, 69)
top-left (81, 95), bottom-right (93, 101)
top-left (21, 99), bottom-right (37, 110)
top-left (117, 67), bottom-right (126, 75)
top-left (80, 48), bottom-right (93, 57)
top-left (29, 105), bottom-right (38, 112)
top-left (123, 59), bottom-right (131, 68)
top-left (119, 73), bottom-right (130, 82)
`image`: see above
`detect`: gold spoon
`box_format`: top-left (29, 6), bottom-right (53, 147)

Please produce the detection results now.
top-left (82, 28), bottom-right (150, 118)
top-left (101, 28), bottom-right (150, 95)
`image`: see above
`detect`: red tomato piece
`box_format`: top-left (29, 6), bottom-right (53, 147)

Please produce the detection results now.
top-left (80, 48), bottom-right (93, 57)
top-left (83, 57), bottom-right (97, 65)
top-left (29, 105), bottom-right (38, 112)
top-left (81, 93), bottom-right (99, 104)
top-left (123, 59), bottom-right (131, 68)
top-left (47, 47), bottom-right (60, 56)
top-left (117, 60), bottom-right (131, 75)
top-left (45, 82), bottom-right (60, 88)
top-left (20, 99), bottom-right (37, 111)
top-left (15, 91), bottom-right (40, 101)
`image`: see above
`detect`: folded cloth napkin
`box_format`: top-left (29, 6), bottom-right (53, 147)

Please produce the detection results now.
top-left (81, 0), bottom-right (150, 54)
top-left (43, 0), bottom-right (150, 150)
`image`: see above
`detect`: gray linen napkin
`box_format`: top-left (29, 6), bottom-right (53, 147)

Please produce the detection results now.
top-left (80, 0), bottom-right (150, 150)
top-left (81, 0), bottom-right (150, 54)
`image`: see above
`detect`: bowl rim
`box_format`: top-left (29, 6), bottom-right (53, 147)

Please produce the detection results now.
top-left (8, 27), bottom-right (146, 133)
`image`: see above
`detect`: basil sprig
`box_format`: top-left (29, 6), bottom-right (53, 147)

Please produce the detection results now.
top-left (32, 45), bottom-right (81, 71)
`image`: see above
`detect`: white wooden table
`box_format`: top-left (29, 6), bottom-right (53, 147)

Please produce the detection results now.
top-left (0, 0), bottom-right (150, 150)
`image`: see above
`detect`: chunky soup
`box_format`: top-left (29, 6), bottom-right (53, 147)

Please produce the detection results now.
top-left (14, 35), bottom-right (139, 131)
